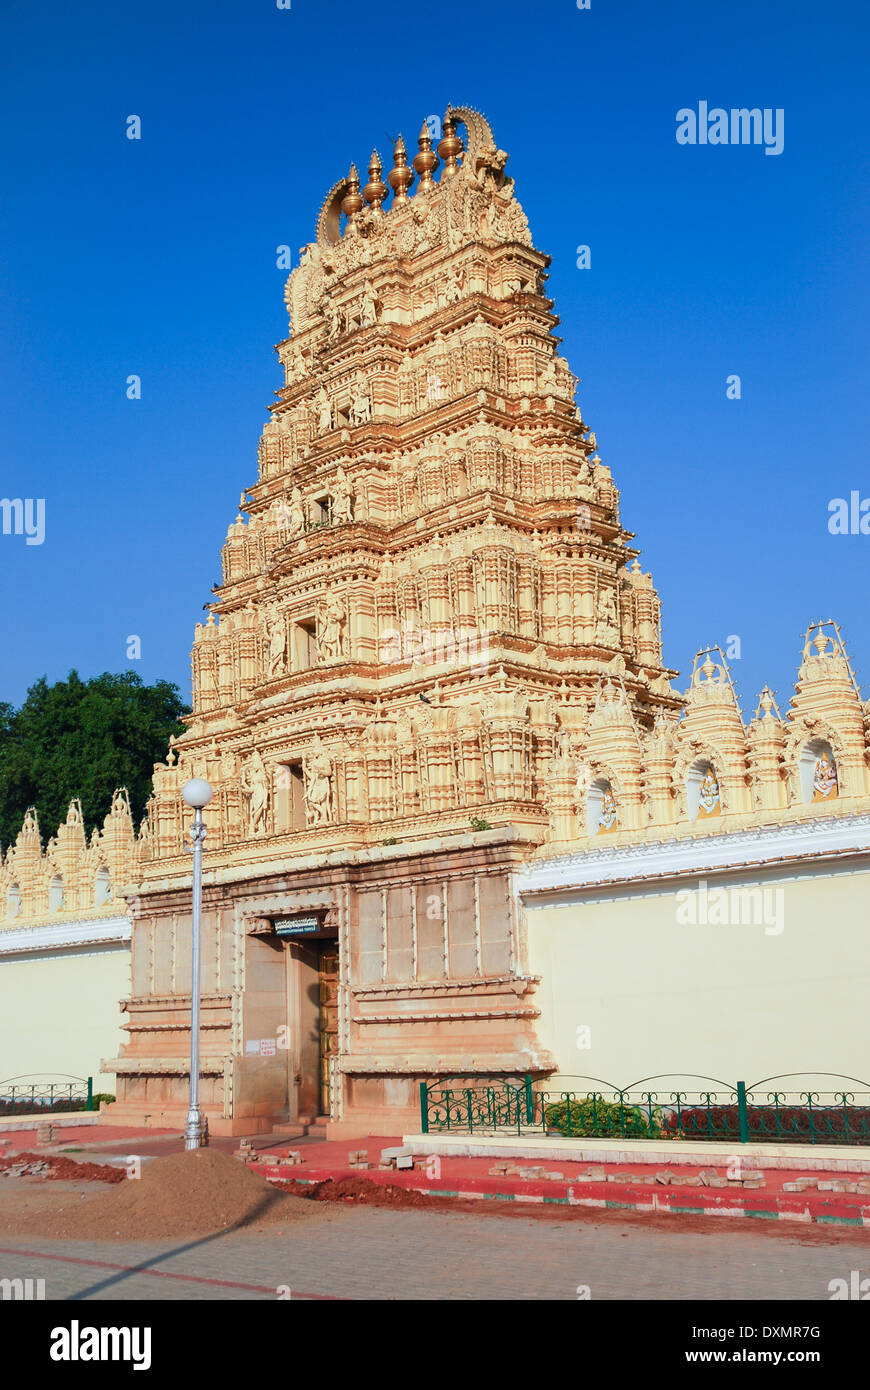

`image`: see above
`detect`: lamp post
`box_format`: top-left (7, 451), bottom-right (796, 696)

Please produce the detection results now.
top-left (182, 778), bottom-right (212, 1151)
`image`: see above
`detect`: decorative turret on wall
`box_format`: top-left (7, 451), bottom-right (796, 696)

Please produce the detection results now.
top-left (544, 621), bottom-right (870, 853)
top-left (1, 792), bottom-right (138, 925)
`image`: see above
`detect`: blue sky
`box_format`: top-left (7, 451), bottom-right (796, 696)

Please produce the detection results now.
top-left (1, 0), bottom-right (868, 719)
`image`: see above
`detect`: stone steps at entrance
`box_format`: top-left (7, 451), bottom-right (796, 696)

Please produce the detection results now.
top-left (274, 1115), bottom-right (331, 1138)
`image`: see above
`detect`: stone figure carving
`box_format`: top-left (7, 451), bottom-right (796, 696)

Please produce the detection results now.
top-left (267, 615), bottom-right (286, 678)
top-left (323, 292), bottom-right (342, 341)
top-left (444, 267), bottom-right (465, 304)
top-left (469, 143), bottom-right (510, 193)
top-left (554, 723), bottom-right (573, 765)
top-left (304, 738), bottom-right (333, 826)
top-left (652, 710), bottom-right (672, 741)
top-left (360, 280), bottom-right (378, 327)
top-left (315, 386), bottom-right (333, 434)
top-left (241, 749), bottom-right (270, 837)
top-left (349, 372), bottom-right (371, 425)
top-left (411, 196), bottom-right (433, 253)
top-left (479, 199), bottom-right (499, 240)
top-left (286, 346), bottom-right (306, 382)
top-left (573, 763), bottom-right (592, 817)
top-left (540, 356), bottom-right (560, 395)
top-left (332, 467), bottom-right (354, 524)
top-left (318, 591), bottom-right (346, 660)
top-left (595, 584), bottom-right (620, 646)
top-left (426, 369), bottom-right (444, 404)
top-left (280, 486), bottom-right (306, 538)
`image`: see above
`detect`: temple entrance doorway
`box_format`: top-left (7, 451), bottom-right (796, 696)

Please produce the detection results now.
top-left (280, 918), bottom-right (339, 1123)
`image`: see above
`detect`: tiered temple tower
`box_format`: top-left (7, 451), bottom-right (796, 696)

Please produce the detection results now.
top-left (146, 108), bottom-right (678, 862)
top-left (60, 106), bottom-right (866, 1135)
top-left (103, 106), bottom-right (678, 1132)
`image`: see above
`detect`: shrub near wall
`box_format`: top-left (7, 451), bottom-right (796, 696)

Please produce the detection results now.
top-left (544, 1095), bottom-right (663, 1139)
top-left (665, 1103), bottom-right (870, 1144)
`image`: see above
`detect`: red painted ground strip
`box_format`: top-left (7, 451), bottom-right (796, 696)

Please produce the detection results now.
top-left (250, 1140), bottom-right (870, 1227)
top-left (0, 1245), bottom-right (344, 1299)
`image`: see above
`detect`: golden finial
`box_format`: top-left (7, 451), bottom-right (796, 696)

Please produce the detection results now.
top-left (388, 134), bottom-right (414, 204)
top-left (362, 149), bottom-right (388, 214)
top-left (340, 162), bottom-right (364, 232)
top-left (413, 120), bottom-right (439, 190)
top-left (437, 110), bottom-right (463, 177)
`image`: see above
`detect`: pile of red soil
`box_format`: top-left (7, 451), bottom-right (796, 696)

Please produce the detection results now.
top-left (296, 1175), bottom-right (436, 1208)
top-left (0, 1147), bottom-right (313, 1240)
top-left (0, 1150), bottom-right (125, 1183)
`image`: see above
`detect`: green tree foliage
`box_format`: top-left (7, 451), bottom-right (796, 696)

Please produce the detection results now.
top-left (0, 672), bottom-right (187, 850)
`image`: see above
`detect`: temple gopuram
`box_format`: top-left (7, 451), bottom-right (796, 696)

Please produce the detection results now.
top-left (3, 107), bottom-right (869, 1133)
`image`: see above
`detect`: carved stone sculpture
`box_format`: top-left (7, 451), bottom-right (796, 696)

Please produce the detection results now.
top-left (267, 615), bottom-right (286, 678)
top-left (595, 583), bottom-right (620, 647)
top-left (304, 738), bottom-right (333, 826)
top-left (242, 749), bottom-right (270, 837)
top-left (332, 467), bottom-right (354, 524)
top-left (318, 591), bottom-right (346, 660)
top-left (349, 372), bottom-right (371, 425)
top-left (315, 386), bottom-right (333, 434)
top-left (360, 280), bottom-right (378, 327)
top-left (323, 292), bottom-right (342, 341)
top-left (282, 486), bottom-right (306, 538)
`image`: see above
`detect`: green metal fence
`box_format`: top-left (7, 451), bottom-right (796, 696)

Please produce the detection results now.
top-left (419, 1073), bottom-right (870, 1146)
top-left (0, 1075), bottom-right (94, 1115)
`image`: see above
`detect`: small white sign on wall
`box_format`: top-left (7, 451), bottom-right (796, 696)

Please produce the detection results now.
top-left (259, 1038), bottom-right (277, 1057)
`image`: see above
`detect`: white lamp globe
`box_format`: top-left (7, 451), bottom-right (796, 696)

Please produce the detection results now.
top-left (182, 778), bottom-right (213, 809)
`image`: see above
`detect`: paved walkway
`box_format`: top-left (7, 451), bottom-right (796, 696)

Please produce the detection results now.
top-left (1, 1207), bottom-right (868, 1301)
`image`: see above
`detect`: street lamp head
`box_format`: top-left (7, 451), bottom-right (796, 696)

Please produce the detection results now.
top-left (182, 778), bottom-right (213, 809)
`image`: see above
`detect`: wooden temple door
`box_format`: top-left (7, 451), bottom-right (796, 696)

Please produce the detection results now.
top-left (318, 944), bottom-right (339, 1117)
